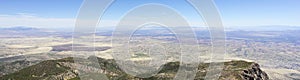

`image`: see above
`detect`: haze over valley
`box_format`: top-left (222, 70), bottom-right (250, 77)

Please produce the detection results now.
top-left (0, 26), bottom-right (300, 79)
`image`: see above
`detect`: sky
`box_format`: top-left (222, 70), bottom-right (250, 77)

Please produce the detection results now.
top-left (0, 0), bottom-right (300, 28)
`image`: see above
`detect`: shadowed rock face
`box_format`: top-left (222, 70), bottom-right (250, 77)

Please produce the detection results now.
top-left (0, 57), bottom-right (269, 80)
top-left (241, 63), bottom-right (269, 80)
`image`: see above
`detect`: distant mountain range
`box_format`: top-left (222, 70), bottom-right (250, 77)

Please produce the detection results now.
top-left (1, 26), bottom-right (300, 44)
top-left (226, 25), bottom-right (300, 31)
top-left (0, 26), bottom-right (72, 38)
top-left (0, 26), bottom-right (39, 31)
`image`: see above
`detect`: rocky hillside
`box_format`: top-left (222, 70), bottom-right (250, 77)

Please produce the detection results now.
top-left (0, 57), bottom-right (269, 80)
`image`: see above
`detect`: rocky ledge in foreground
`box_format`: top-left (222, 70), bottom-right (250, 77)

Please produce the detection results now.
top-left (0, 57), bottom-right (269, 80)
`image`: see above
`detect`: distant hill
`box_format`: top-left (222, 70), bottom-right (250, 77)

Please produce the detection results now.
top-left (0, 26), bottom-right (72, 38)
top-left (0, 57), bottom-right (269, 80)
top-left (0, 26), bottom-right (39, 31)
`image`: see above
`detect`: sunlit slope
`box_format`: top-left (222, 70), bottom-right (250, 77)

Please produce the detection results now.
top-left (1, 57), bottom-right (269, 80)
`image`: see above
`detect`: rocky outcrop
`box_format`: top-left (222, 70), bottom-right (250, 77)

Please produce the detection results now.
top-left (0, 57), bottom-right (270, 80)
top-left (44, 71), bottom-right (77, 80)
top-left (241, 63), bottom-right (269, 80)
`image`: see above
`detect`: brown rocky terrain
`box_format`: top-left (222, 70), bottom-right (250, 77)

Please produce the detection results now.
top-left (0, 57), bottom-right (269, 80)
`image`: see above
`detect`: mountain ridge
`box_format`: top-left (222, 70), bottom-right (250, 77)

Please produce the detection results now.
top-left (0, 57), bottom-right (269, 80)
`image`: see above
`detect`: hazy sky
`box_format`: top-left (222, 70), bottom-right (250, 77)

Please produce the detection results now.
top-left (0, 0), bottom-right (300, 28)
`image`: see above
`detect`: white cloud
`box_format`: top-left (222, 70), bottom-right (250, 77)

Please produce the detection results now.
top-left (0, 14), bottom-right (75, 28)
top-left (0, 14), bottom-right (206, 29)
top-left (0, 14), bottom-right (120, 29)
